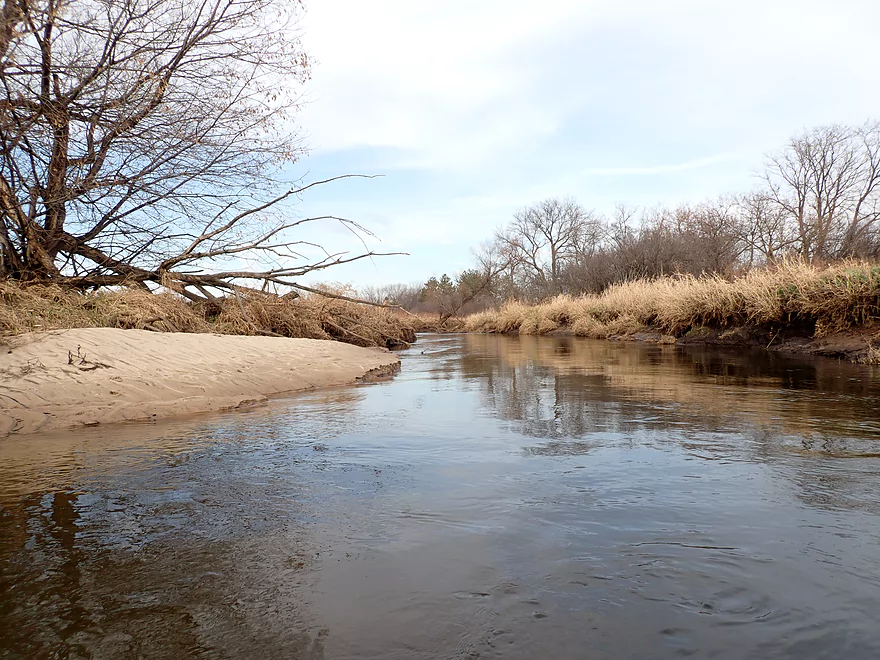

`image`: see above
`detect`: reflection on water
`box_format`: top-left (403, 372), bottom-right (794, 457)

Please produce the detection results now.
top-left (3, 335), bottom-right (880, 658)
top-left (459, 334), bottom-right (880, 446)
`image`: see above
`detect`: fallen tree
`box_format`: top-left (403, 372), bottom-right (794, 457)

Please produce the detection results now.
top-left (0, 0), bottom-right (396, 305)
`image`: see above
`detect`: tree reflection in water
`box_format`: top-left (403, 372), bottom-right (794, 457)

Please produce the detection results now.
top-left (442, 334), bottom-right (880, 512)
top-left (453, 333), bottom-right (880, 447)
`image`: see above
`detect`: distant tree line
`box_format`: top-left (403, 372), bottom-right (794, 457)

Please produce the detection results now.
top-left (364, 120), bottom-right (880, 315)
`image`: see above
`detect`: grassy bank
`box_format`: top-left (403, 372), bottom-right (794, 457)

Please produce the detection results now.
top-left (465, 261), bottom-right (880, 361)
top-left (0, 282), bottom-right (417, 349)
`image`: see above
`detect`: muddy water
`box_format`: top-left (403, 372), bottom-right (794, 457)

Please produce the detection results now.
top-left (2, 335), bottom-right (880, 659)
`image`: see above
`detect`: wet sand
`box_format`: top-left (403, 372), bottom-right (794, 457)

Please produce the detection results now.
top-left (0, 328), bottom-right (400, 436)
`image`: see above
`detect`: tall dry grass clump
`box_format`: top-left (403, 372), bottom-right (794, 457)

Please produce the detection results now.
top-left (0, 282), bottom-right (416, 348)
top-left (210, 287), bottom-right (417, 347)
top-left (465, 260), bottom-right (880, 340)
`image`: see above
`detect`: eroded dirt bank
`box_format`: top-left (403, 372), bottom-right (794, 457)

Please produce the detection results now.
top-left (547, 325), bottom-right (879, 363)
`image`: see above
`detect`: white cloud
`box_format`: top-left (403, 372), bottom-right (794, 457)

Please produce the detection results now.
top-left (286, 0), bottom-right (880, 285)
top-left (577, 153), bottom-right (743, 178)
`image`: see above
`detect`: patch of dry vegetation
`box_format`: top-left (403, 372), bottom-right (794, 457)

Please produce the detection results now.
top-left (465, 261), bottom-right (880, 342)
top-left (0, 282), bottom-right (417, 348)
top-left (406, 313), bottom-right (466, 333)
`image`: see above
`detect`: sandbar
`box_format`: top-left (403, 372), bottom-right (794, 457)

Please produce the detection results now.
top-left (0, 328), bottom-right (400, 436)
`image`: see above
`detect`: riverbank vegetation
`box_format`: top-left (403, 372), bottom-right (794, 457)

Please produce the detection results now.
top-left (0, 0), bottom-right (410, 349)
top-left (0, 282), bottom-right (416, 348)
top-left (0, 0), bottom-right (421, 349)
top-left (464, 260), bottom-right (880, 342)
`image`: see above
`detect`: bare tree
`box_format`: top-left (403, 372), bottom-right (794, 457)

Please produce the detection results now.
top-left (359, 282), bottom-right (423, 309)
top-left (734, 192), bottom-right (795, 265)
top-left (761, 122), bottom-right (880, 261)
top-left (496, 197), bottom-right (600, 297)
top-left (595, 205), bottom-right (690, 282)
top-left (562, 200), bottom-right (747, 292)
top-left (686, 197), bottom-right (748, 274)
top-left (0, 0), bottom-right (394, 299)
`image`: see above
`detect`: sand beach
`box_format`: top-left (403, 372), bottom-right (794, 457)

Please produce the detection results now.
top-left (0, 328), bottom-right (400, 436)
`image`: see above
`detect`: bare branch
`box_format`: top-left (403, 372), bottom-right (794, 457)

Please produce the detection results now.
top-left (0, 2), bottom-right (395, 295)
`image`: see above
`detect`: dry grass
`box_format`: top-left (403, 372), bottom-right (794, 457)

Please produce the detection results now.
top-left (0, 281), bottom-right (417, 348)
top-left (465, 260), bottom-right (880, 340)
top-left (406, 313), bottom-right (466, 333)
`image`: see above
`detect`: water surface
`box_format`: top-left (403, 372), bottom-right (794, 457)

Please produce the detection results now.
top-left (2, 334), bottom-right (880, 659)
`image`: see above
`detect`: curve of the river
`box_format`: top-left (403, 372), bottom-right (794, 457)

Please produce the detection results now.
top-left (2, 334), bottom-right (880, 659)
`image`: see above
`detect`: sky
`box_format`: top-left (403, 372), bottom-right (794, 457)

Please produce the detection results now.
top-left (282, 0), bottom-right (880, 287)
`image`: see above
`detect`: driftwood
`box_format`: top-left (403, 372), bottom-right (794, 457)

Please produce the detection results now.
top-left (138, 317), bottom-right (181, 333)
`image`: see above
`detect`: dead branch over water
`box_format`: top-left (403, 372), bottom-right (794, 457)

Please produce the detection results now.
top-left (0, 0), bottom-right (405, 304)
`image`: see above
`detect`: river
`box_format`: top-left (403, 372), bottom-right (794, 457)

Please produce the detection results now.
top-left (2, 334), bottom-right (880, 659)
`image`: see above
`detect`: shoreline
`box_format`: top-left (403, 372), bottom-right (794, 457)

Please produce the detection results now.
top-left (484, 324), bottom-right (877, 363)
top-left (0, 328), bottom-right (401, 436)
top-left (460, 262), bottom-right (880, 365)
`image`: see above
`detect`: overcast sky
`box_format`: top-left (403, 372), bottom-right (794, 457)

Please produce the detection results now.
top-left (286, 0), bottom-right (880, 287)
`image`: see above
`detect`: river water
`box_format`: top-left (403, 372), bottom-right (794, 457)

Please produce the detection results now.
top-left (2, 334), bottom-right (880, 659)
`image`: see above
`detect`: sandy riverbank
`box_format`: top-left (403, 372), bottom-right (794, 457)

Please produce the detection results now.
top-left (0, 328), bottom-right (400, 436)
